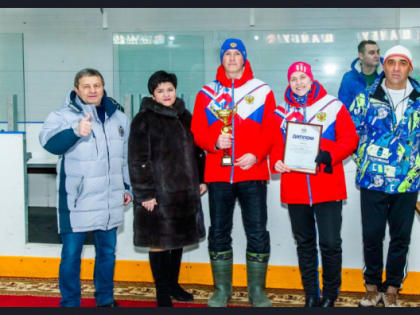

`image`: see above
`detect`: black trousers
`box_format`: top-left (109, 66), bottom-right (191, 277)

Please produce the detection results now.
top-left (207, 181), bottom-right (270, 254)
top-left (288, 201), bottom-right (342, 300)
top-left (361, 188), bottom-right (417, 289)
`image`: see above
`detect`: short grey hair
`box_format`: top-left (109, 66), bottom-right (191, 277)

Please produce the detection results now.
top-left (74, 68), bottom-right (105, 88)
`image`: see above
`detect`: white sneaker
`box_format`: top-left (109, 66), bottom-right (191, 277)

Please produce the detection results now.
top-left (358, 284), bottom-right (382, 307)
top-left (382, 286), bottom-right (402, 307)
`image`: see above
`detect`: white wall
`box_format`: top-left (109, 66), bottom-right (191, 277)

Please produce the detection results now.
top-left (399, 8), bottom-right (420, 28)
top-left (0, 8), bottom-right (419, 273)
top-left (0, 133), bottom-right (27, 249)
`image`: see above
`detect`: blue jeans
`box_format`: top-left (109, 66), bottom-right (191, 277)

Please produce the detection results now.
top-left (59, 228), bottom-right (117, 307)
top-left (207, 181), bottom-right (270, 254)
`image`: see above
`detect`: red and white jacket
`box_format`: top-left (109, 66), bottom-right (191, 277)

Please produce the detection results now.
top-left (191, 60), bottom-right (276, 183)
top-left (270, 81), bottom-right (359, 205)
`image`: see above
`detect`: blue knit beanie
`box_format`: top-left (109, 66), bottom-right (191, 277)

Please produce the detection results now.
top-left (220, 38), bottom-right (247, 64)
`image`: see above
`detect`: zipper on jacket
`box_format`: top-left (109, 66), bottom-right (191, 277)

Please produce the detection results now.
top-left (74, 176), bottom-right (84, 208)
top-left (91, 131), bottom-right (98, 156)
top-left (303, 102), bottom-right (313, 206)
top-left (306, 175), bottom-right (313, 206)
top-left (386, 94), bottom-right (411, 133)
top-left (101, 118), bottom-right (112, 230)
top-left (230, 78), bottom-right (235, 184)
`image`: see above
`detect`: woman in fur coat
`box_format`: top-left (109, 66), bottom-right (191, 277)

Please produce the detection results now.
top-left (128, 71), bottom-right (207, 307)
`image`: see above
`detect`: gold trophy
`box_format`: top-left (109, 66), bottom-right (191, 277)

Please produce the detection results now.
top-left (215, 105), bottom-right (237, 166)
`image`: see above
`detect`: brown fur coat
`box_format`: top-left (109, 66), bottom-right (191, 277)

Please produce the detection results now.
top-left (128, 97), bottom-right (206, 249)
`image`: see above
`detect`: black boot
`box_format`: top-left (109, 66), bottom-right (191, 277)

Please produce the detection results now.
top-left (170, 248), bottom-right (193, 302)
top-left (149, 251), bottom-right (173, 307)
top-left (304, 297), bottom-right (319, 307)
top-left (319, 298), bottom-right (335, 307)
top-left (97, 300), bottom-right (120, 307)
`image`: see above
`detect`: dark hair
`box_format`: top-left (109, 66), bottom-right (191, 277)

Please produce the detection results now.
top-left (358, 40), bottom-right (378, 54)
top-left (148, 70), bottom-right (177, 95)
top-left (74, 68), bottom-right (105, 88)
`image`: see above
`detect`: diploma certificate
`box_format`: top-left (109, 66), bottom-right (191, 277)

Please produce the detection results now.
top-left (283, 122), bottom-right (323, 175)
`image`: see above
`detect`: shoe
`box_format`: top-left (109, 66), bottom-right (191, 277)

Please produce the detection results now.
top-left (169, 248), bottom-right (194, 302)
top-left (304, 297), bottom-right (319, 307)
top-left (382, 286), bottom-right (402, 307)
top-left (319, 298), bottom-right (335, 307)
top-left (97, 300), bottom-right (120, 307)
top-left (246, 252), bottom-right (272, 307)
top-left (358, 284), bottom-right (382, 307)
top-left (149, 251), bottom-right (173, 307)
top-left (207, 250), bottom-right (233, 307)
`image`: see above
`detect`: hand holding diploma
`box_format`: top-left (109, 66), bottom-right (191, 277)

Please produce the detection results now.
top-left (274, 160), bottom-right (290, 173)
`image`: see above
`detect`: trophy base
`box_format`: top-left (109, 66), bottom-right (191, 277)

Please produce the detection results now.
top-left (221, 156), bottom-right (233, 166)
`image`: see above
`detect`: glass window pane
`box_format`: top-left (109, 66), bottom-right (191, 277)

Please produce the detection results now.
top-left (0, 33), bottom-right (25, 131)
top-left (113, 33), bottom-right (205, 114)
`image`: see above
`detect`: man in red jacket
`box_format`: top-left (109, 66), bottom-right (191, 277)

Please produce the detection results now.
top-left (191, 38), bottom-right (276, 307)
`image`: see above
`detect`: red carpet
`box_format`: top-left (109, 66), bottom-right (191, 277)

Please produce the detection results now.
top-left (0, 295), bottom-right (211, 307)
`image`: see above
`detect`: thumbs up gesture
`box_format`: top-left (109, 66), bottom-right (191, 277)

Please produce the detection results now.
top-left (78, 113), bottom-right (92, 137)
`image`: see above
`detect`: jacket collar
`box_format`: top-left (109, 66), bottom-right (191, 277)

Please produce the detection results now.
top-left (215, 60), bottom-right (254, 88)
top-left (371, 75), bottom-right (420, 103)
top-left (68, 90), bottom-right (117, 119)
top-left (351, 57), bottom-right (384, 78)
top-left (140, 97), bottom-right (185, 117)
top-left (284, 80), bottom-right (328, 108)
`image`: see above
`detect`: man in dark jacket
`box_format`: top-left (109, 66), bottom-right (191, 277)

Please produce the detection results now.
top-left (338, 40), bottom-right (383, 107)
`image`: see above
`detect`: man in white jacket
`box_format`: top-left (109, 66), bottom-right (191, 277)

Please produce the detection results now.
top-left (39, 68), bottom-right (132, 307)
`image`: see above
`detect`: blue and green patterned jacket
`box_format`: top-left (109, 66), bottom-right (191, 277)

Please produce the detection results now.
top-left (348, 75), bottom-right (420, 193)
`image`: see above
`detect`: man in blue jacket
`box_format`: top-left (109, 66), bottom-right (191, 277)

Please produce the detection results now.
top-left (348, 45), bottom-right (419, 308)
top-left (39, 68), bottom-right (132, 307)
top-left (338, 40), bottom-right (383, 107)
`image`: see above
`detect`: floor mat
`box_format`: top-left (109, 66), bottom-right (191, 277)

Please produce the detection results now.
top-left (0, 277), bottom-right (418, 307)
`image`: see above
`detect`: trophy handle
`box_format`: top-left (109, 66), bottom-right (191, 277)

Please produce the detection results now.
top-left (211, 105), bottom-right (219, 118)
top-left (232, 104), bottom-right (238, 116)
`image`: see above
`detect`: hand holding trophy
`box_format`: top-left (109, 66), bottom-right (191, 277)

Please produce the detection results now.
top-left (215, 105), bottom-right (237, 166)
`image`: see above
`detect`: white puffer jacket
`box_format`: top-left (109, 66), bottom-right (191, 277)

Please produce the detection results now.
top-left (39, 90), bottom-right (132, 234)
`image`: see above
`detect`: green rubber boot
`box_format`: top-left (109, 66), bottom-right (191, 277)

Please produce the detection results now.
top-left (246, 252), bottom-right (272, 307)
top-left (207, 250), bottom-right (233, 307)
